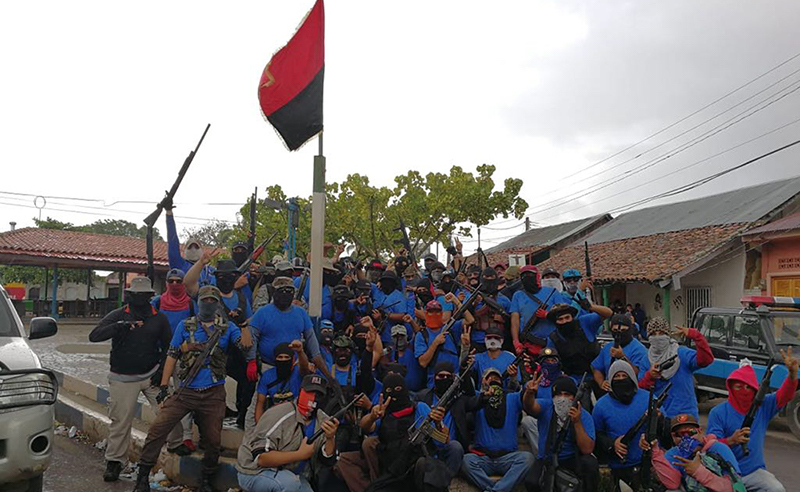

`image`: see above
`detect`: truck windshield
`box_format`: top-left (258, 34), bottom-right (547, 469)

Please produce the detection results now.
top-left (0, 296), bottom-right (19, 337)
top-left (773, 314), bottom-right (800, 346)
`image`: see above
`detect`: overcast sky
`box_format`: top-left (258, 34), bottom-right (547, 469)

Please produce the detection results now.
top-left (2, 1), bottom-right (799, 255)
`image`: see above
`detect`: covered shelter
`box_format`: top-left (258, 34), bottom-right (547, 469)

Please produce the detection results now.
top-left (0, 228), bottom-right (170, 318)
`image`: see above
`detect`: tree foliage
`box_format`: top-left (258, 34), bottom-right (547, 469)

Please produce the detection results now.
top-left (231, 165), bottom-right (527, 262)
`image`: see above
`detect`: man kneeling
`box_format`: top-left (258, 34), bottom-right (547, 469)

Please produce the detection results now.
top-left (236, 375), bottom-right (339, 492)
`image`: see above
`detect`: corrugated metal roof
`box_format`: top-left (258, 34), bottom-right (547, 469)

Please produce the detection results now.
top-left (584, 176), bottom-right (800, 244)
top-left (485, 214), bottom-right (611, 253)
top-left (741, 211), bottom-right (800, 236)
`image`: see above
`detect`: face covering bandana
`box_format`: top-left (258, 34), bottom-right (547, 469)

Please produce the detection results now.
top-left (275, 359), bottom-right (293, 380)
top-left (417, 290), bottom-right (433, 305)
top-left (297, 389), bottom-right (318, 419)
top-left (613, 329), bottom-right (634, 347)
top-left (425, 312), bottom-right (444, 330)
top-left (366, 269), bottom-right (381, 283)
top-left (431, 271), bottom-right (444, 283)
top-left (541, 278), bottom-right (563, 292)
top-left (216, 275), bottom-right (237, 294)
top-left (552, 395), bottom-right (573, 431)
top-left (439, 279), bottom-right (454, 293)
top-left (273, 289), bottom-right (294, 311)
top-left (198, 300), bottom-right (219, 322)
top-left (184, 244), bottom-right (203, 263)
top-left (557, 319), bottom-right (579, 338)
top-left (128, 292), bottom-right (153, 318)
top-left (320, 332), bottom-right (334, 347)
top-left (232, 251), bottom-right (248, 267)
top-left (380, 281), bottom-right (396, 295)
top-left (485, 338), bottom-right (503, 351)
top-left (648, 334), bottom-right (680, 379)
top-left (480, 279), bottom-right (498, 295)
top-left (484, 381), bottom-right (507, 428)
top-left (323, 272), bottom-right (339, 287)
top-left (434, 376), bottom-right (454, 397)
top-left (539, 362), bottom-right (562, 387)
top-left (335, 350), bottom-right (351, 367)
top-left (729, 386), bottom-right (756, 413)
top-left (353, 337), bottom-right (367, 354)
top-left (521, 276), bottom-right (540, 293)
top-left (611, 377), bottom-right (638, 404)
top-left (563, 280), bottom-right (579, 295)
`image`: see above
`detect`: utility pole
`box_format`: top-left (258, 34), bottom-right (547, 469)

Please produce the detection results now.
top-left (525, 217), bottom-right (531, 231)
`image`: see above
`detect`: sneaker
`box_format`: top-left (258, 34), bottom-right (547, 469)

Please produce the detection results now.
top-left (224, 407), bottom-right (238, 418)
top-left (103, 460), bottom-right (122, 482)
top-left (167, 444), bottom-right (191, 456)
top-left (182, 439), bottom-right (197, 452)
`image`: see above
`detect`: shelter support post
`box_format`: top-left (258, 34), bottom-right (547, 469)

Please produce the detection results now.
top-left (663, 286), bottom-right (671, 324)
top-left (118, 272), bottom-right (124, 308)
top-left (50, 267), bottom-right (58, 319)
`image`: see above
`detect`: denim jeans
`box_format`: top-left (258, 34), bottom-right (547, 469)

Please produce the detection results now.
top-left (238, 469), bottom-right (314, 492)
top-left (437, 440), bottom-right (465, 478)
top-left (462, 451), bottom-right (535, 492)
top-left (521, 415), bottom-right (540, 457)
top-left (742, 468), bottom-right (785, 492)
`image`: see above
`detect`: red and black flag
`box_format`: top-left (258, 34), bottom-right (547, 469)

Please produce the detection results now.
top-left (259, 0), bottom-right (324, 151)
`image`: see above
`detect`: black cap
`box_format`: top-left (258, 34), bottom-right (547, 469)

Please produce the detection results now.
top-left (541, 267), bottom-right (560, 278)
top-left (332, 284), bottom-right (352, 299)
top-left (273, 342), bottom-right (293, 359)
top-left (215, 259), bottom-right (239, 274)
top-left (433, 361), bottom-right (455, 376)
top-left (380, 270), bottom-right (399, 282)
top-left (610, 313), bottom-right (633, 328)
top-left (552, 376), bottom-right (578, 397)
top-left (301, 374), bottom-right (327, 395)
top-left (485, 325), bottom-right (505, 338)
top-left (546, 303), bottom-right (578, 322)
top-left (481, 267), bottom-right (497, 278)
top-left (431, 261), bottom-right (446, 271)
top-left (354, 279), bottom-right (371, 291)
top-left (231, 240), bottom-right (248, 250)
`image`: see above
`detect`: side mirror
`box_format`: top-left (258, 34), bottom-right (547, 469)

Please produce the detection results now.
top-left (29, 317), bottom-right (58, 340)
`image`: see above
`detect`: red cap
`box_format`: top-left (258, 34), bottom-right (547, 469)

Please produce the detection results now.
top-left (425, 300), bottom-right (443, 312)
top-left (520, 265), bottom-right (539, 275)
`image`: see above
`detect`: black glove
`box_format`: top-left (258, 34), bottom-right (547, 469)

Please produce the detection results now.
top-left (155, 385), bottom-right (169, 404)
top-left (446, 246), bottom-right (458, 256)
top-left (229, 308), bottom-right (247, 326)
top-left (161, 195), bottom-right (174, 211)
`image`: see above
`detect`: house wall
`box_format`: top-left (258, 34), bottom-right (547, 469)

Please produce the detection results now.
top-left (761, 236), bottom-right (800, 295)
top-left (26, 282), bottom-right (108, 301)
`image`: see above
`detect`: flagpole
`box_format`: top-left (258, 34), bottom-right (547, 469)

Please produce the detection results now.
top-left (308, 131), bottom-right (325, 320)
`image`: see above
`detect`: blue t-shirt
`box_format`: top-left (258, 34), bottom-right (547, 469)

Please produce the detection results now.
top-left (151, 295), bottom-right (196, 334)
top-left (510, 287), bottom-right (570, 340)
top-left (392, 348), bottom-right (427, 392)
top-left (250, 304), bottom-right (314, 365)
top-left (220, 291), bottom-right (252, 321)
top-left (592, 339), bottom-right (650, 381)
top-left (707, 394), bottom-right (781, 475)
top-left (436, 295), bottom-right (455, 314)
top-left (474, 351), bottom-right (519, 385)
top-left (535, 398), bottom-right (595, 461)
top-left (165, 214), bottom-right (215, 286)
top-left (294, 276), bottom-right (332, 320)
top-left (414, 320), bottom-right (463, 386)
top-left (592, 389), bottom-right (650, 468)
top-left (473, 390), bottom-right (524, 453)
top-left (373, 289), bottom-right (408, 344)
top-left (471, 294), bottom-right (511, 344)
top-left (330, 361), bottom-right (382, 401)
top-left (257, 365), bottom-right (303, 406)
top-left (652, 346), bottom-right (701, 419)
top-left (170, 319), bottom-right (241, 390)
top-left (664, 440), bottom-right (741, 477)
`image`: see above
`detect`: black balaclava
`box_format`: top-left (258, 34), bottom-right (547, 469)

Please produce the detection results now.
top-left (262, 263), bottom-right (276, 285)
top-left (248, 267), bottom-right (262, 291)
top-left (334, 347), bottom-right (352, 368)
top-left (273, 343), bottom-right (294, 381)
top-left (127, 291), bottom-right (153, 318)
top-left (433, 361), bottom-right (455, 398)
top-left (273, 287), bottom-right (294, 311)
top-left (611, 313), bottom-right (634, 347)
top-left (383, 373), bottom-right (411, 413)
top-left (611, 376), bottom-right (637, 404)
top-left (216, 273), bottom-right (237, 294)
top-left (320, 330), bottom-right (334, 348)
top-left (323, 271), bottom-right (339, 287)
top-left (379, 278), bottom-right (397, 296)
top-left (198, 299), bottom-right (219, 322)
top-left (521, 273), bottom-right (540, 293)
top-left (232, 249), bottom-right (248, 268)
top-left (479, 267), bottom-right (498, 295)
top-left (352, 325), bottom-right (368, 354)
top-left (556, 318), bottom-right (579, 338)
top-left (394, 257), bottom-right (409, 275)
top-left (439, 274), bottom-right (455, 294)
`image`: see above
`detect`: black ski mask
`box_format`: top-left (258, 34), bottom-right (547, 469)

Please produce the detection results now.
top-left (383, 374), bottom-right (411, 413)
top-left (353, 325), bottom-right (368, 354)
top-left (215, 274), bottom-right (237, 294)
top-left (480, 268), bottom-right (499, 296)
top-left (521, 274), bottom-right (540, 293)
top-left (323, 271), bottom-right (339, 287)
top-left (433, 361), bottom-right (455, 398)
top-left (273, 288), bottom-right (294, 311)
top-left (232, 250), bottom-right (248, 268)
top-left (380, 279), bottom-right (397, 295)
top-left (611, 377), bottom-right (638, 404)
top-left (127, 292), bottom-right (153, 318)
top-left (416, 289), bottom-right (433, 305)
top-left (274, 343), bottom-right (294, 381)
top-left (556, 319), bottom-right (580, 338)
top-left (320, 331), bottom-right (334, 348)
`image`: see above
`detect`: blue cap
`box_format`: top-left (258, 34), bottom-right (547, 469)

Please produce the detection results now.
top-left (320, 320), bottom-right (334, 330)
top-left (562, 269), bottom-right (582, 279)
top-left (167, 268), bottom-right (186, 280)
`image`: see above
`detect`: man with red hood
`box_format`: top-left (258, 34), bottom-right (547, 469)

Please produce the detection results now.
top-left (707, 348), bottom-right (798, 492)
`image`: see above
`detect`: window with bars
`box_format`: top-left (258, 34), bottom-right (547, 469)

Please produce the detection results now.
top-left (686, 286), bottom-right (712, 325)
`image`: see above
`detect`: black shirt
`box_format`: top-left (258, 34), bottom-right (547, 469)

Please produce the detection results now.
top-left (89, 305), bottom-right (172, 376)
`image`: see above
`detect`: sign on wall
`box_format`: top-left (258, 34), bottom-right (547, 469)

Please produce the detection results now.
top-left (777, 257), bottom-right (800, 270)
top-left (508, 254), bottom-right (526, 267)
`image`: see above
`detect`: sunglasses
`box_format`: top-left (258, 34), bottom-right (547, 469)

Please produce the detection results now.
top-left (167, 279), bottom-right (183, 284)
top-left (674, 428), bottom-right (699, 438)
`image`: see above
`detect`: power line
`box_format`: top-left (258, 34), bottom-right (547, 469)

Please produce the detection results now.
top-left (528, 77), bottom-right (800, 220)
top-left (532, 113), bottom-right (800, 222)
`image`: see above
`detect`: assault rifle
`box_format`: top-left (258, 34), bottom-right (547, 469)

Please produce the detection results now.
top-left (619, 382), bottom-right (672, 463)
top-left (542, 373), bottom-right (589, 492)
top-left (640, 382), bottom-right (663, 489)
top-left (237, 231), bottom-right (279, 274)
top-left (308, 392), bottom-right (365, 443)
top-left (453, 280), bottom-right (510, 319)
top-left (741, 358), bottom-right (775, 456)
top-left (519, 288), bottom-right (557, 346)
top-left (247, 187), bottom-right (258, 255)
top-left (294, 268), bottom-right (309, 302)
top-left (409, 359), bottom-right (475, 447)
top-left (584, 241), bottom-right (593, 303)
top-left (501, 351), bottom-right (529, 382)
top-left (144, 124), bottom-right (210, 281)
top-left (174, 324), bottom-right (225, 399)
top-left (393, 219), bottom-right (416, 268)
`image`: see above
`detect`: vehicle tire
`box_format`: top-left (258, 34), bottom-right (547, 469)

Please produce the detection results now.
top-left (787, 394), bottom-right (800, 442)
top-left (26, 475), bottom-right (43, 492)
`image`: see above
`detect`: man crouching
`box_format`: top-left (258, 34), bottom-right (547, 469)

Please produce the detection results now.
top-left (236, 374), bottom-right (339, 492)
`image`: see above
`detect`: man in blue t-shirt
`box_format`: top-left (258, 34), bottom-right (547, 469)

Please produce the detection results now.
top-left (640, 413), bottom-right (742, 492)
top-left (707, 350), bottom-right (798, 492)
top-left (135, 286), bottom-right (251, 492)
top-left (638, 317), bottom-right (714, 420)
top-left (471, 325), bottom-right (520, 390)
top-left (510, 265), bottom-right (571, 357)
top-left (592, 313), bottom-right (650, 392)
top-left (371, 270), bottom-right (408, 344)
top-left (253, 342), bottom-right (310, 426)
top-left (593, 360), bottom-right (651, 489)
top-left (462, 368), bottom-right (534, 492)
top-left (546, 302), bottom-right (611, 386)
top-left (164, 209), bottom-right (215, 287)
top-left (379, 324), bottom-right (426, 392)
top-left (292, 258), bottom-right (338, 321)
top-left (523, 375), bottom-right (598, 492)
top-left (414, 300), bottom-right (473, 387)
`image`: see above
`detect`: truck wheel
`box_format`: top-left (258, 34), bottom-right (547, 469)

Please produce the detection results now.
top-left (26, 475), bottom-right (43, 492)
top-left (787, 394), bottom-right (800, 442)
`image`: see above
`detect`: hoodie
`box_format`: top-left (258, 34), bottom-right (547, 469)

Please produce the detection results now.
top-left (706, 364), bottom-right (797, 475)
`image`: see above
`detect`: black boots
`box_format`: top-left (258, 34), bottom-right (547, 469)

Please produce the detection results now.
top-left (103, 460), bottom-right (122, 482)
top-left (199, 470), bottom-right (216, 492)
top-left (132, 464), bottom-right (152, 492)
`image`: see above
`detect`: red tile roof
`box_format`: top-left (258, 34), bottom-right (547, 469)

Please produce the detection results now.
top-left (0, 228), bottom-right (170, 271)
top-left (538, 224), bottom-right (747, 284)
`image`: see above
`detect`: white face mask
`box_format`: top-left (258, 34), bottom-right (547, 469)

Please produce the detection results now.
top-left (485, 338), bottom-right (503, 350)
top-left (542, 278), bottom-right (563, 292)
top-left (184, 244), bottom-right (203, 262)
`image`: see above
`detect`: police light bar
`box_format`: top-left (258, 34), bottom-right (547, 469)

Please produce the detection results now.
top-left (741, 296), bottom-right (800, 309)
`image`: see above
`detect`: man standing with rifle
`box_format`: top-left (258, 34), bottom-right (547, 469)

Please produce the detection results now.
top-left (510, 265), bottom-right (570, 358)
top-left (524, 374), bottom-right (598, 492)
top-left (133, 285), bottom-right (254, 492)
top-left (707, 348), bottom-right (798, 492)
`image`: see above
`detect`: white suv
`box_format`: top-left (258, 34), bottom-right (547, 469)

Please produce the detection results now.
top-left (0, 286), bottom-right (58, 492)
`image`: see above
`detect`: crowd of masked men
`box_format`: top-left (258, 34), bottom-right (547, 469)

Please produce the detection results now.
top-left (89, 209), bottom-right (798, 492)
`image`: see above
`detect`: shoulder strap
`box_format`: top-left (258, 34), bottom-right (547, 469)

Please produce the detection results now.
top-left (236, 288), bottom-right (247, 312)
